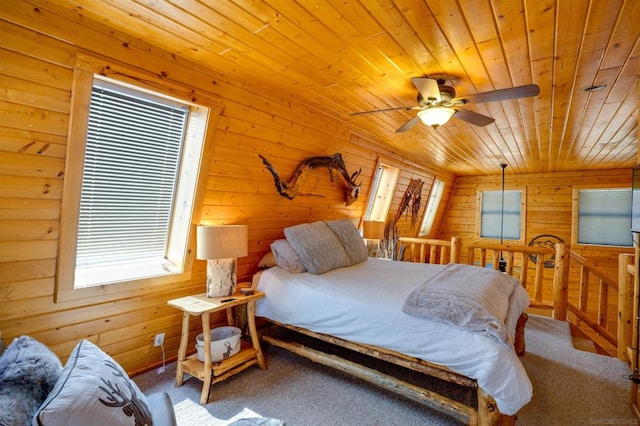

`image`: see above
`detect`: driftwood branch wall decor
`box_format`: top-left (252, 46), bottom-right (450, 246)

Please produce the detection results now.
top-left (259, 153), bottom-right (362, 206)
top-left (381, 178), bottom-right (424, 260)
top-left (394, 178), bottom-right (424, 228)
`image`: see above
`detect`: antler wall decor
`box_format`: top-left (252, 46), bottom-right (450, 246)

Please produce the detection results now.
top-left (259, 153), bottom-right (362, 206)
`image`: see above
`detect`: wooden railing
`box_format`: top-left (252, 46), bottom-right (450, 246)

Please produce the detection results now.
top-left (399, 236), bottom-right (636, 362)
top-left (623, 236), bottom-right (640, 426)
top-left (617, 249), bottom-right (637, 362)
top-left (398, 236), bottom-right (461, 264)
top-left (567, 251), bottom-right (622, 358)
top-left (466, 242), bottom-right (568, 320)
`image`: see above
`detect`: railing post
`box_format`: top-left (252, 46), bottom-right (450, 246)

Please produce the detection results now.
top-left (552, 242), bottom-right (568, 320)
top-left (450, 236), bottom-right (461, 264)
top-left (578, 265), bottom-right (589, 312)
top-left (598, 279), bottom-right (608, 329)
top-left (618, 253), bottom-right (634, 362)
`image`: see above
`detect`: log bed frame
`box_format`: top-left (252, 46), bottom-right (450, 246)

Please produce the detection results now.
top-left (251, 237), bottom-right (568, 425)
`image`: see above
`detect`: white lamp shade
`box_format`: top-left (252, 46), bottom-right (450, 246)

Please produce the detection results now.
top-left (417, 108), bottom-right (455, 127)
top-left (197, 225), bottom-right (248, 260)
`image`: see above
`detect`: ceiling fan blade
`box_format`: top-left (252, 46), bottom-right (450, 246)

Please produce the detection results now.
top-left (350, 105), bottom-right (416, 116)
top-left (452, 84), bottom-right (540, 104)
top-left (452, 108), bottom-right (495, 127)
top-left (395, 116), bottom-right (421, 133)
top-left (411, 77), bottom-right (441, 102)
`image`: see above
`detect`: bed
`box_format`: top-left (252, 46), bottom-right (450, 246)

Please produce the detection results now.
top-left (251, 220), bottom-right (564, 425)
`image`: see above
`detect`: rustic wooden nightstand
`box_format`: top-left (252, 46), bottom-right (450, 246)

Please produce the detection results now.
top-left (168, 289), bottom-right (267, 404)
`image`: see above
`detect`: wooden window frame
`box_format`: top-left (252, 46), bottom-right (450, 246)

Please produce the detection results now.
top-left (571, 184), bottom-right (633, 249)
top-left (56, 53), bottom-right (220, 304)
top-left (476, 187), bottom-right (527, 244)
top-left (418, 178), bottom-right (445, 237)
top-left (364, 159), bottom-right (400, 223)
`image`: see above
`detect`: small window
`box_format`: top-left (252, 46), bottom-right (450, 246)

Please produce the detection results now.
top-left (576, 189), bottom-right (632, 247)
top-left (480, 190), bottom-right (522, 240)
top-left (419, 179), bottom-right (445, 236)
top-left (364, 163), bottom-right (399, 222)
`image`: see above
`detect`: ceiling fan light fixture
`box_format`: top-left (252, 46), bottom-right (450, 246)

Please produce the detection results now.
top-left (417, 107), bottom-right (455, 128)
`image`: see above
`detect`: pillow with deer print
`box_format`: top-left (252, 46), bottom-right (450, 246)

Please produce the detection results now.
top-left (33, 339), bottom-right (152, 426)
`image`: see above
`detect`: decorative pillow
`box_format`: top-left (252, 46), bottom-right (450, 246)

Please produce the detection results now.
top-left (34, 339), bottom-right (152, 426)
top-left (324, 219), bottom-right (368, 265)
top-left (0, 336), bottom-right (62, 426)
top-left (284, 221), bottom-right (350, 274)
top-left (270, 239), bottom-right (307, 273)
top-left (258, 251), bottom-right (277, 269)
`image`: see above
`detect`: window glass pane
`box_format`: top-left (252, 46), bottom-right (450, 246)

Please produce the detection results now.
top-left (76, 81), bottom-right (188, 269)
top-left (578, 189), bottom-right (632, 246)
top-left (480, 190), bottom-right (521, 240)
top-left (419, 179), bottom-right (444, 235)
top-left (365, 164), bottom-right (399, 222)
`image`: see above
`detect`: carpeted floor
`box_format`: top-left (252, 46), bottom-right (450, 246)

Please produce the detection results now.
top-left (134, 315), bottom-right (637, 425)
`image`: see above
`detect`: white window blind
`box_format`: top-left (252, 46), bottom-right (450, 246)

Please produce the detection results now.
top-left (76, 81), bottom-right (189, 269)
top-left (577, 189), bottom-right (632, 246)
top-left (419, 179), bottom-right (445, 235)
top-left (365, 164), bottom-right (399, 222)
top-left (480, 190), bottom-right (521, 240)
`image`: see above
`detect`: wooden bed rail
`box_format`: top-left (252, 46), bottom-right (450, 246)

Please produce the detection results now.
top-left (398, 236), bottom-right (461, 264)
top-left (261, 321), bottom-right (513, 425)
top-left (466, 242), bottom-right (568, 321)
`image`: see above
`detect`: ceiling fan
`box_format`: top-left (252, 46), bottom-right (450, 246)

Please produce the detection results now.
top-left (350, 77), bottom-right (540, 132)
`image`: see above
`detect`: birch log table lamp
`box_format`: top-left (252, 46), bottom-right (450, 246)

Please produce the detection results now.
top-left (197, 225), bottom-right (248, 297)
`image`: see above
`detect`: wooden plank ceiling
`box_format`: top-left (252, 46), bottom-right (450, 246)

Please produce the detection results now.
top-left (38, 0), bottom-right (640, 176)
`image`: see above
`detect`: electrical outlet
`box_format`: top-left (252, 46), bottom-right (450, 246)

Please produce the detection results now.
top-left (154, 332), bottom-right (165, 347)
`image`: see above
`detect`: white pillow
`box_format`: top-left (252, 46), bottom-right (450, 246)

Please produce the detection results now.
top-left (33, 339), bottom-right (152, 426)
top-left (270, 239), bottom-right (307, 273)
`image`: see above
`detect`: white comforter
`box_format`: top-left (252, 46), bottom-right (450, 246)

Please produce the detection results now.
top-left (255, 257), bottom-right (532, 415)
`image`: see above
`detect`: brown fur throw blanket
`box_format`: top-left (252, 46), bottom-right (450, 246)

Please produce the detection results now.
top-left (0, 336), bottom-right (62, 426)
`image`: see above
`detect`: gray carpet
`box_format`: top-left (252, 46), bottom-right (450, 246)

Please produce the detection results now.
top-left (134, 315), bottom-right (636, 425)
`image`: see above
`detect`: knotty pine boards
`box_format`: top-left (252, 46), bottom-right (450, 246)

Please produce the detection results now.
top-left (0, 1), bottom-right (634, 373)
top-left (0, 8), bottom-right (448, 374)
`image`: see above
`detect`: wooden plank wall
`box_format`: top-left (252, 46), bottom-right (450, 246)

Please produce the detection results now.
top-left (0, 3), bottom-right (451, 374)
top-left (440, 169), bottom-right (634, 332)
top-left (0, 1), bottom-right (632, 375)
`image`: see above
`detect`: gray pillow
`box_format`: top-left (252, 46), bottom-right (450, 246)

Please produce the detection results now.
top-left (284, 221), bottom-right (350, 274)
top-left (0, 336), bottom-right (62, 426)
top-left (270, 239), bottom-right (307, 273)
top-left (324, 219), bottom-right (368, 265)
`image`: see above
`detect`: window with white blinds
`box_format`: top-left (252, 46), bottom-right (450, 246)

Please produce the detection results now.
top-left (76, 80), bottom-right (188, 270)
top-left (364, 163), bottom-right (399, 222)
top-left (577, 189), bottom-right (632, 247)
top-left (480, 190), bottom-right (522, 240)
top-left (419, 179), bottom-right (445, 236)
